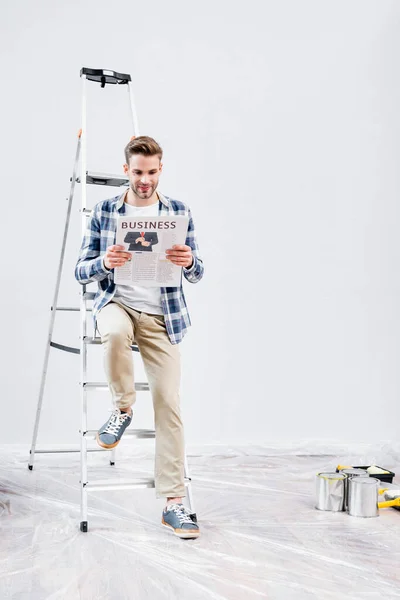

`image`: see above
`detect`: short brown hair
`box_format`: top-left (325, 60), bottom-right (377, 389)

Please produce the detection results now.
top-left (124, 136), bottom-right (163, 164)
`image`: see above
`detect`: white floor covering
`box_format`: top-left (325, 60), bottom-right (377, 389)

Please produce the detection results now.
top-left (1, 442), bottom-right (400, 600)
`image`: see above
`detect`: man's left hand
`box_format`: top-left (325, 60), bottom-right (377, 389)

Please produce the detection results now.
top-left (165, 245), bottom-right (193, 268)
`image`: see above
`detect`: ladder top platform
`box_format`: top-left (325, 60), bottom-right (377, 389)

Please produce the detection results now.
top-left (76, 172), bottom-right (129, 187)
top-left (80, 68), bottom-right (131, 85)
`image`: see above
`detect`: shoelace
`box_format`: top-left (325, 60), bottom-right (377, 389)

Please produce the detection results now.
top-left (166, 504), bottom-right (194, 525)
top-left (103, 409), bottom-right (131, 436)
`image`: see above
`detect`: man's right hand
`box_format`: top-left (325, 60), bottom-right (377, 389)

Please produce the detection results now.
top-left (104, 245), bottom-right (131, 270)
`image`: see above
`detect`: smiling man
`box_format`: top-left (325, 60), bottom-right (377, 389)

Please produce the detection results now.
top-left (75, 136), bottom-right (204, 539)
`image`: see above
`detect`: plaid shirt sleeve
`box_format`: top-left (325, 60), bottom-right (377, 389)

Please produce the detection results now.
top-left (75, 207), bottom-right (110, 284)
top-left (183, 207), bottom-right (204, 283)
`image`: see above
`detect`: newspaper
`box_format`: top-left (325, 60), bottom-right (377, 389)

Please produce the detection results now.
top-left (114, 215), bottom-right (189, 287)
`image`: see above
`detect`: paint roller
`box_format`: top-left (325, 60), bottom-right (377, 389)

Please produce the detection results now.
top-left (378, 489), bottom-right (400, 509)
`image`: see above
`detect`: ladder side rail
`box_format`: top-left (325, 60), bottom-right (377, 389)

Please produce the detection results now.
top-left (80, 74), bottom-right (88, 223)
top-left (80, 74), bottom-right (89, 531)
top-left (127, 81), bottom-right (140, 136)
top-left (28, 134), bottom-right (82, 470)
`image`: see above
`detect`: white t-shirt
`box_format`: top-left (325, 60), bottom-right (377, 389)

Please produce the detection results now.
top-left (113, 201), bottom-right (163, 315)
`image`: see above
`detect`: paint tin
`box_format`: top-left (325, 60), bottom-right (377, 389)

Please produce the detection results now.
top-left (348, 476), bottom-right (379, 518)
top-left (316, 472), bottom-right (347, 512)
top-left (340, 468), bottom-right (369, 511)
top-left (340, 468), bottom-right (369, 477)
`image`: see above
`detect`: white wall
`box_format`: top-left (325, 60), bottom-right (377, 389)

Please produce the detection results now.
top-left (2, 0), bottom-right (400, 445)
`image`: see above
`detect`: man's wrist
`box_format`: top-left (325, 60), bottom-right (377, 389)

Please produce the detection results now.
top-left (102, 256), bottom-right (111, 272)
top-left (185, 256), bottom-right (195, 271)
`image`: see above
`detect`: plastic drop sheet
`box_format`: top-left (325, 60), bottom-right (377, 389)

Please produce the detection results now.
top-left (1, 442), bottom-right (400, 600)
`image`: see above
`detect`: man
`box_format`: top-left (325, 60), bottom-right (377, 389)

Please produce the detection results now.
top-left (75, 136), bottom-right (204, 539)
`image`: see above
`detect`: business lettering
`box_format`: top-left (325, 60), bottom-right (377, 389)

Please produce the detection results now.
top-left (121, 221), bottom-right (177, 230)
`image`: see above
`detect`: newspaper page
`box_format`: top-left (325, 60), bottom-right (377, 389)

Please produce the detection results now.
top-left (114, 215), bottom-right (189, 287)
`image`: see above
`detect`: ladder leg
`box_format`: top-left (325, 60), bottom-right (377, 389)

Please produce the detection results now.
top-left (28, 329), bottom-right (53, 470)
top-left (110, 447), bottom-right (117, 466)
top-left (28, 135), bottom-right (81, 470)
top-left (184, 449), bottom-right (197, 522)
top-left (79, 395), bottom-right (88, 532)
top-left (80, 289), bottom-right (89, 532)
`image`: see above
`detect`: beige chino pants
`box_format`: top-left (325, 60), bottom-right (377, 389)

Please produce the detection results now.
top-left (96, 301), bottom-right (185, 499)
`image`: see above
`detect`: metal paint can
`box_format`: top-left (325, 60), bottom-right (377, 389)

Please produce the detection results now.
top-left (340, 468), bottom-right (369, 511)
top-left (348, 476), bottom-right (379, 518)
top-left (316, 472), bottom-right (347, 512)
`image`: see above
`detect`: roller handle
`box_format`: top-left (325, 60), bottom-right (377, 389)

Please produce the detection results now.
top-left (378, 498), bottom-right (400, 509)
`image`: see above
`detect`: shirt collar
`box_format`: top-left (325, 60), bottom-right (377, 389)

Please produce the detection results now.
top-left (116, 189), bottom-right (169, 211)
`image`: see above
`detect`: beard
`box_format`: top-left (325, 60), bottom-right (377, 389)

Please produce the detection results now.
top-left (131, 180), bottom-right (158, 200)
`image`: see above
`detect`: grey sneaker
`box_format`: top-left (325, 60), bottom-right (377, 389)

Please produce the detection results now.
top-left (162, 503), bottom-right (200, 539)
top-left (96, 408), bottom-right (132, 449)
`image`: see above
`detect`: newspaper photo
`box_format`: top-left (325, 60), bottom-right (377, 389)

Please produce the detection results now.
top-left (114, 215), bottom-right (189, 287)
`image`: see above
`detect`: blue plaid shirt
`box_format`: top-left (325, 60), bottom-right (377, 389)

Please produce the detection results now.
top-left (75, 191), bottom-right (204, 344)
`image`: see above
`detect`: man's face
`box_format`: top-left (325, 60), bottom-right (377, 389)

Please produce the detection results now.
top-left (123, 154), bottom-right (162, 200)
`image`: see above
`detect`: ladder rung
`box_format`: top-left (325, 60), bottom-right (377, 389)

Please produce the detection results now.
top-left (84, 337), bottom-right (102, 345)
top-left (50, 339), bottom-right (140, 354)
top-left (85, 478), bottom-right (155, 492)
top-left (84, 382), bottom-right (150, 392)
top-left (84, 336), bottom-right (101, 345)
top-left (50, 341), bottom-right (80, 355)
top-left (84, 337), bottom-right (139, 352)
top-left (54, 307), bottom-right (91, 312)
top-left (85, 428), bottom-right (155, 439)
top-left (76, 172), bottom-right (129, 187)
top-left (84, 478), bottom-right (190, 492)
top-left (33, 447), bottom-right (107, 454)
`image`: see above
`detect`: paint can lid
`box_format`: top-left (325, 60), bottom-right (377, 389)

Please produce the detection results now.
top-left (317, 471), bottom-right (347, 480)
top-left (340, 468), bottom-right (369, 477)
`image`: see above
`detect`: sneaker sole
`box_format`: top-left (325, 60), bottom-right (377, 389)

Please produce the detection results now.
top-left (95, 433), bottom-right (120, 450)
top-left (162, 519), bottom-right (200, 539)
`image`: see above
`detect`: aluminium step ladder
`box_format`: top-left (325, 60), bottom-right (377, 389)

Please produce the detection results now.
top-left (28, 67), bottom-right (196, 532)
